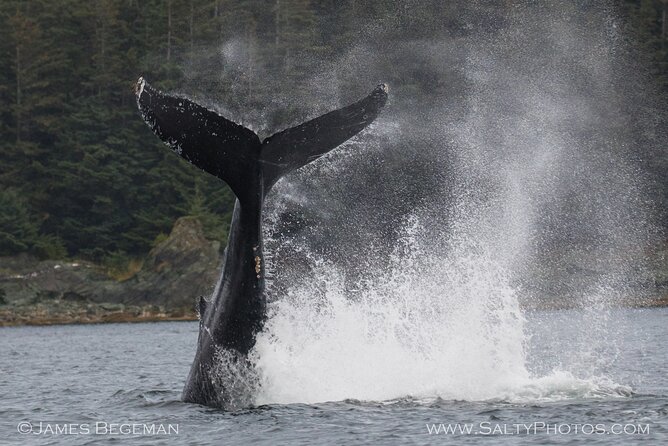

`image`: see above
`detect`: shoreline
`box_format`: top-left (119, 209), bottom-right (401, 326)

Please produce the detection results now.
top-left (0, 302), bottom-right (198, 327)
top-left (0, 313), bottom-right (198, 328)
top-left (1, 297), bottom-right (666, 328)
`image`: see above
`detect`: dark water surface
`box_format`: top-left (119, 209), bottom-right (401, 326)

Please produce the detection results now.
top-left (1, 308), bottom-right (666, 445)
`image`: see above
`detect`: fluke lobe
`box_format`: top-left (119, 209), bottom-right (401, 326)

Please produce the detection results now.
top-left (135, 77), bottom-right (388, 408)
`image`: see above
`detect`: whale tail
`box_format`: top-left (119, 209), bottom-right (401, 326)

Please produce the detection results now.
top-left (135, 77), bottom-right (388, 204)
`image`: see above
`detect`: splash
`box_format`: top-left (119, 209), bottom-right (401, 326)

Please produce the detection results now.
top-left (209, 347), bottom-right (259, 410)
top-left (181, 2), bottom-right (661, 406)
top-left (254, 213), bottom-right (519, 404)
top-left (253, 212), bottom-right (632, 405)
top-left (248, 4), bottom-right (654, 406)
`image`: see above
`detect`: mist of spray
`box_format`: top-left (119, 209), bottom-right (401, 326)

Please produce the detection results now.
top-left (180, 2), bottom-right (661, 404)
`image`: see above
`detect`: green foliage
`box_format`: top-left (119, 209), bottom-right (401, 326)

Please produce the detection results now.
top-left (102, 250), bottom-right (145, 281)
top-left (102, 250), bottom-right (132, 274)
top-left (152, 232), bottom-right (170, 248)
top-left (0, 0), bottom-right (241, 260)
top-left (186, 179), bottom-right (232, 243)
top-left (31, 234), bottom-right (68, 260)
top-left (623, 0), bottom-right (668, 90)
top-left (0, 0), bottom-right (665, 261)
top-left (0, 189), bottom-right (37, 255)
top-left (0, 188), bottom-right (66, 259)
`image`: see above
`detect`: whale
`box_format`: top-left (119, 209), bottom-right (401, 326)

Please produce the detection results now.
top-left (135, 77), bottom-right (388, 408)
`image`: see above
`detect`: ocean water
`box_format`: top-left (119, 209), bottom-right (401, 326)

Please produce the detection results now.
top-left (0, 307), bottom-right (665, 445)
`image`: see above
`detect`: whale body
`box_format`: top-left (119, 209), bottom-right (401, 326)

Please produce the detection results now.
top-left (135, 78), bottom-right (388, 408)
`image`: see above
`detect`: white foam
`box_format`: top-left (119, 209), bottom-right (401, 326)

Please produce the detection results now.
top-left (252, 214), bottom-right (631, 406)
top-left (238, 5), bottom-right (648, 406)
top-left (252, 222), bottom-right (495, 404)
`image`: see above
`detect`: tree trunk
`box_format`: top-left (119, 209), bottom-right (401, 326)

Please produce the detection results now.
top-left (15, 38), bottom-right (21, 143)
top-left (167, 0), bottom-right (172, 62)
top-left (189, 0), bottom-right (194, 54)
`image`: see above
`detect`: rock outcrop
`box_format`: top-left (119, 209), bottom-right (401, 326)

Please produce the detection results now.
top-left (120, 216), bottom-right (222, 308)
top-left (0, 217), bottom-right (222, 326)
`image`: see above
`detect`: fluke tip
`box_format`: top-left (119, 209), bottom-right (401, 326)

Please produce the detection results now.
top-left (135, 76), bottom-right (146, 97)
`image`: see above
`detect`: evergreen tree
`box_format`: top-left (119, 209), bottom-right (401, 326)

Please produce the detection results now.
top-left (0, 0), bottom-right (664, 263)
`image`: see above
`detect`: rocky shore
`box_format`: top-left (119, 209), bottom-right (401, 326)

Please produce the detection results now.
top-left (1, 216), bottom-right (667, 327)
top-left (0, 217), bottom-right (221, 327)
top-left (0, 301), bottom-right (195, 326)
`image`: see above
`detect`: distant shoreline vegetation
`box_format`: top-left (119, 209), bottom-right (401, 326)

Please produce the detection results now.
top-left (0, 1), bottom-right (665, 267)
top-left (0, 1), bottom-right (666, 322)
top-left (0, 216), bottom-right (222, 326)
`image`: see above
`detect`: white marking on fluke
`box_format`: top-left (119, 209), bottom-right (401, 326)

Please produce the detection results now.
top-left (135, 76), bottom-right (146, 98)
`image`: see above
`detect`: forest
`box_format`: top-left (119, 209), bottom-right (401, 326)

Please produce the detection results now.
top-left (0, 0), bottom-right (666, 271)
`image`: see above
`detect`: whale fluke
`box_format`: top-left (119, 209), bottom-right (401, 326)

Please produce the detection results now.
top-left (135, 77), bottom-right (262, 204)
top-left (135, 76), bottom-right (388, 408)
top-left (260, 83), bottom-right (388, 188)
top-left (136, 77), bottom-right (387, 203)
